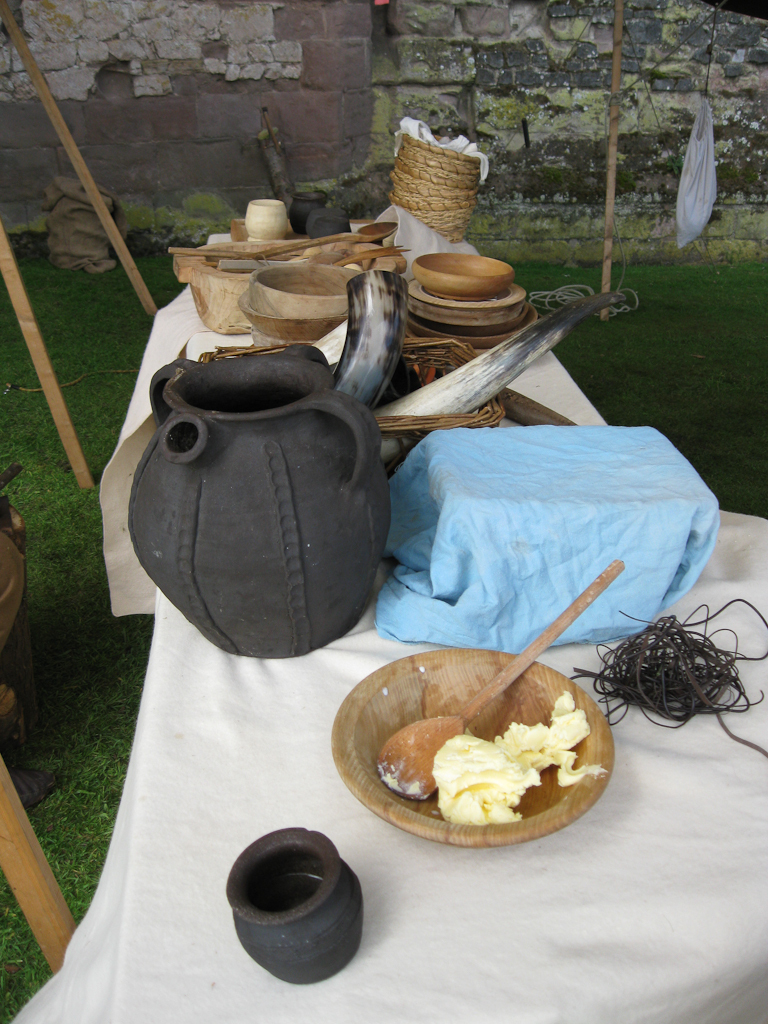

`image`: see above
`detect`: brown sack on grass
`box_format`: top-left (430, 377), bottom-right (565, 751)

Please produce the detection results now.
top-left (42, 176), bottom-right (129, 274)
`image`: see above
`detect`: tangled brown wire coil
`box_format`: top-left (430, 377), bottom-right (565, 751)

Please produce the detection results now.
top-left (573, 600), bottom-right (768, 760)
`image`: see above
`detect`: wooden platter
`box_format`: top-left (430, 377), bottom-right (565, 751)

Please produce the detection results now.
top-left (407, 302), bottom-right (538, 349)
top-left (331, 649), bottom-right (614, 848)
top-left (408, 279), bottom-right (526, 311)
top-left (409, 292), bottom-right (526, 327)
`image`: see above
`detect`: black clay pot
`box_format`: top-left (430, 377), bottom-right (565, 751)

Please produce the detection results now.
top-left (128, 347), bottom-right (390, 658)
top-left (289, 191), bottom-right (326, 235)
top-left (306, 206), bottom-right (351, 238)
top-left (226, 828), bottom-right (363, 984)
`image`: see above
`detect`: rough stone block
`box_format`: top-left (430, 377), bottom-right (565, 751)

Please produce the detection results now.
top-left (476, 68), bottom-right (498, 86)
top-left (748, 48), bottom-right (768, 64)
top-left (78, 38), bottom-right (109, 63)
top-left (516, 69), bottom-right (546, 86)
top-left (548, 5), bottom-right (577, 17)
top-left (343, 88), bottom-right (373, 137)
top-left (155, 40), bottom-right (203, 61)
top-left (48, 68), bottom-right (96, 101)
top-left (506, 48), bottom-right (527, 66)
top-left (0, 99), bottom-right (85, 148)
top-left (83, 96), bottom-right (198, 144)
top-left (271, 41), bottom-right (302, 63)
top-left (133, 17), bottom-right (173, 44)
top-left (170, 3), bottom-right (222, 42)
top-left (271, 89), bottom-right (344, 145)
top-left (0, 148), bottom-right (60, 202)
top-left (133, 75), bottom-right (172, 97)
top-left (240, 63), bottom-right (265, 80)
top-left (27, 41), bottom-right (77, 71)
top-left (675, 78), bottom-right (694, 91)
top-left (573, 42), bottom-right (598, 59)
top-left (459, 6), bottom-right (509, 38)
top-left (624, 18), bottom-right (662, 45)
top-left (573, 70), bottom-right (607, 89)
top-left (396, 39), bottom-right (476, 84)
top-left (204, 58), bottom-right (227, 75)
top-left (477, 47), bottom-right (505, 69)
top-left (157, 139), bottom-right (261, 190)
top-left (196, 91), bottom-right (265, 139)
top-left (720, 25), bottom-right (761, 49)
top-left (274, 2), bottom-right (325, 41)
top-left (724, 64), bottom-right (744, 77)
top-left (59, 142), bottom-right (158, 196)
top-left (389, 2), bottom-right (456, 38)
top-left (652, 77), bottom-right (675, 90)
top-left (220, 5), bottom-right (273, 44)
top-left (325, 2), bottom-right (372, 39)
top-left (21, 0), bottom-right (85, 42)
top-left (108, 39), bottom-right (150, 62)
top-left (302, 40), bottom-right (370, 91)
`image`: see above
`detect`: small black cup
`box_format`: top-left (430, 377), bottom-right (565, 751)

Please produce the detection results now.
top-left (226, 828), bottom-right (363, 984)
top-left (306, 207), bottom-right (351, 238)
top-left (289, 191), bottom-right (327, 235)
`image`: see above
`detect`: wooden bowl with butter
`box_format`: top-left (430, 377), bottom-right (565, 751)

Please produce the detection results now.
top-left (331, 649), bottom-right (613, 848)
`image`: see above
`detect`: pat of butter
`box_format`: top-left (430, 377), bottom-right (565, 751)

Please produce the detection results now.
top-left (432, 691), bottom-right (604, 825)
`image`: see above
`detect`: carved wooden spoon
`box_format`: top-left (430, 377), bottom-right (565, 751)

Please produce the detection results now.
top-left (377, 559), bottom-right (625, 800)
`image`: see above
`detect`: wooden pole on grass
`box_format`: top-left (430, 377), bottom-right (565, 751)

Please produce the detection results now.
top-left (0, 753), bottom-right (76, 972)
top-left (600, 0), bottom-right (624, 322)
top-left (0, 0), bottom-right (157, 317)
top-left (0, 214), bottom-right (94, 489)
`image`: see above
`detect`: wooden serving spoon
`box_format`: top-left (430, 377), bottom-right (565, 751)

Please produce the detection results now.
top-left (377, 559), bottom-right (625, 800)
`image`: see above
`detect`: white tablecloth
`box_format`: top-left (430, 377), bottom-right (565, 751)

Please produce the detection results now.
top-left (25, 271), bottom-right (766, 1024)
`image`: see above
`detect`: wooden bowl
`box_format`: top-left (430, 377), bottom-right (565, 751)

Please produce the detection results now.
top-left (408, 280), bottom-right (524, 312)
top-left (409, 288), bottom-right (526, 327)
top-left (237, 292), bottom-right (345, 341)
top-left (249, 264), bottom-right (358, 319)
top-left (332, 649), bottom-right (613, 848)
top-left (412, 254), bottom-right (515, 301)
top-left (189, 265), bottom-right (251, 335)
top-left (406, 303), bottom-right (538, 349)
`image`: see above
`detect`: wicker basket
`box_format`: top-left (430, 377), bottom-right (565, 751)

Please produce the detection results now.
top-left (390, 133), bottom-right (483, 243)
top-left (197, 337), bottom-right (505, 472)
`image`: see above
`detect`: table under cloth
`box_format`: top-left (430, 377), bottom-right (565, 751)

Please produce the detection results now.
top-left (17, 283), bottom-right (768, 1024)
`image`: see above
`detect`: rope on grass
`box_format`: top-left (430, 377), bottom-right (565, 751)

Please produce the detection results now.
top-left (4, 369), bottom-right (139, 394)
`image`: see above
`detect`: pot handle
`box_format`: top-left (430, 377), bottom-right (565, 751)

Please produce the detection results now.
top-left (298, 391), bottom-right (378, 492)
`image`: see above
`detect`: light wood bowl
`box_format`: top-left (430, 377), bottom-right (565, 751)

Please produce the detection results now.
top-left (332, 649), bottom-right (613, 847)
top-left (408, 279), bottom-right (524, 312)
top-left (409, 288), bottom-right (526, 327)
top-left (237, 291), bottom-right (346, 341)
top-left (189, 265), bottom-right (251, 335)
top-left (412, 253), bottom-right (515, 301)
top-left (249, 264), bottom-right (358, 319)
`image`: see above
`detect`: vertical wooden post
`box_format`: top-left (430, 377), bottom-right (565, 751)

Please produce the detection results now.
top-left (0, 754), bottom-right (76, 972)
top-left (0, 215), bottom-right (94, 489)
top-left (600, 0), bottom-right (624, 321)
top-left (0, 0), bottom-right (157, 317)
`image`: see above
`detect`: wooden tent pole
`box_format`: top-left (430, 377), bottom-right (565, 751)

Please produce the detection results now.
top-left (0, 215), bottom-right (94, 489)
top-left (600, 0), bottom-right (624, 322)
top-left (0, 753), bottom-right (76, 972)
top-left (0, 0), bottom-right (157, 317)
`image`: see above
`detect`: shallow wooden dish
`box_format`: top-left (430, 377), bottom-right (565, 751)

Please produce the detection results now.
top-left (407, 303), bottom-right (538, 349)
top-left (249, 264), bottom-right (358, 319)
top-left (358, 221), bottom-right (398, 244)
top-left (237, 292), bottom-right (345, 340)
top-left (332, 649), bottom-right (613, 848)
top-left (413, 253), bottom-right (515, 301)
top-left (408, 279), bottom-right (525, 312)
top-left (409, 295), bottom-right (525, 328)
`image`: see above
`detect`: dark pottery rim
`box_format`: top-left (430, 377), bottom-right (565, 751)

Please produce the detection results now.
top-left (226, 828), bottom-right (342, 927)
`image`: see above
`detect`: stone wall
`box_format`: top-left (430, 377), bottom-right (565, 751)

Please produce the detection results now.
top-left (1, 0), bottom-right (766, 261)
top-left (0, 0), bottom-right (372, 247)
top-left (369, 0), bottom-right (768, 264)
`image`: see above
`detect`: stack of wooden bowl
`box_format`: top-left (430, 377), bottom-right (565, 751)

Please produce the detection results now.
top-left (390, 134), bottom-right (481, 243)
top-left (407, 253), bottom-right (537, 350)
top-left (237, 264), bottom-right (360, 347)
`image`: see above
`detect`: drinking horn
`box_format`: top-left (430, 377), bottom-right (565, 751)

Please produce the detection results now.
top-left (376, 290), bottom-right (623, 460)
top-left (332, 270), bottom-right (409, 408)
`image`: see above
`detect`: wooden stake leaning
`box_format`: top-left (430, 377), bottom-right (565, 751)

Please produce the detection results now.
top-left (0, 215), bottom-right (94, 489)
top-left (0, 0), bottom-right (157, 317)
top-left (600, 0), bottom-right (624, 322)
top-left (0, 753), bottom-right (76, 972)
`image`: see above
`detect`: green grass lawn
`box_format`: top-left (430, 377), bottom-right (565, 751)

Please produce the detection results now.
top-left (0, 255), bottom-right (766, 1019)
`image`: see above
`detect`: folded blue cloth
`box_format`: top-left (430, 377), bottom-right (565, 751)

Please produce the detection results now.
top-left (376, 426), bottom-right (720, 651)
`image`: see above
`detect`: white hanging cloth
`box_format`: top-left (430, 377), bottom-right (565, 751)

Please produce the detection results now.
top-left (676, 98), bottom-right (717, 248)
